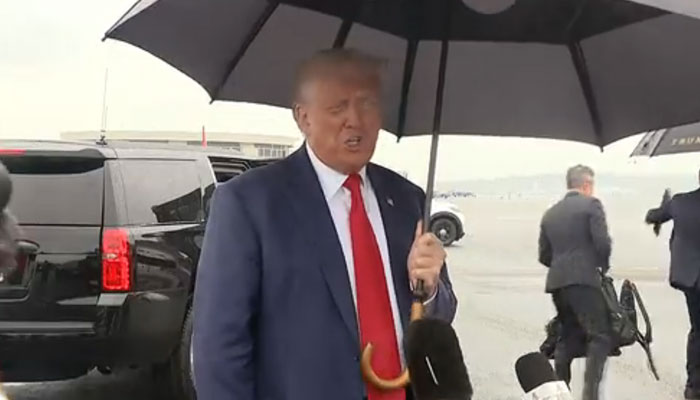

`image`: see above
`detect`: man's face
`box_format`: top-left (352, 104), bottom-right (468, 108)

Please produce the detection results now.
top-left (294, 66), bottom-right (382, 174)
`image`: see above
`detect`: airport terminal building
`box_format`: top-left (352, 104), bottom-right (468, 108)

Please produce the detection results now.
top-left (61, 130), bottom-right (300, 159)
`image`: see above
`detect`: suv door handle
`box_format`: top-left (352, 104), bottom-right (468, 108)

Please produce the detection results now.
top-left (16, 240), bottom-right (40, 255)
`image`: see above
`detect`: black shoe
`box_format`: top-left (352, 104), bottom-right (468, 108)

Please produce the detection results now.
top-left (684, 387), bottom-right (700, 400)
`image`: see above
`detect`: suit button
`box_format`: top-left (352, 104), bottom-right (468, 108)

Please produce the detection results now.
top-left (354, 356), bottom-right (359, 362)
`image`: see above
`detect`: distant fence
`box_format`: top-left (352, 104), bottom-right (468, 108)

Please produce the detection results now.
top-left (432, 190), bottom-right (476, 199)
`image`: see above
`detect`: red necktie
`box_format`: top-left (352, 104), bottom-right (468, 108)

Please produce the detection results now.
top-left (344, 174), bottom-right (405, 400)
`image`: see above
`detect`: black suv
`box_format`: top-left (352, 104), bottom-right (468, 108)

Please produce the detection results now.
top-left (0, 140), bottom-right (275, 399)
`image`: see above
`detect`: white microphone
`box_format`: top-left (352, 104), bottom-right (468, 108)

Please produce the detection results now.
top-left (515, 352), bottom-right (573, 400)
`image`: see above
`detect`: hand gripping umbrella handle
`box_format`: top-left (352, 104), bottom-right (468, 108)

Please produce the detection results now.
top-left (360, 280), bottom-right (426, 390)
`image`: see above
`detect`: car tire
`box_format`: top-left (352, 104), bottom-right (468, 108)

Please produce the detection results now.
top-left (153, 307), bottom-right (196, 400)
top-left (430, 216), bottom-right (459, 247)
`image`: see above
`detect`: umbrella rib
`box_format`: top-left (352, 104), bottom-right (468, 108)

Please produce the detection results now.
top-left (396, 0), bottom-right (424, 139)
top-left (333, 19), bottom-right (354, 48)
top-left (334, 0), bottom-right (363, 48)
top-left (568, 41), bottom-right (604, 149)
top-left (565, 0), bottom-right (604, 148)
top-left (210, 0), bottom-right (280, 101)
top-left (396, 40), bottom-right (418, 138)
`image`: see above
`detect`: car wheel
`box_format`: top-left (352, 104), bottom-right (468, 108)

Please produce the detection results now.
top-left (431, 217), bottom-right (459, 247)
top-left (153, 307), bottom-right (196, 400)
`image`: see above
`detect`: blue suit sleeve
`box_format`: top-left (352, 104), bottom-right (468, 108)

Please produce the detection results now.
top-left (192, 183), bottom-right (261, 400)
top-left (423, 261), bottom-right (458, 322)
top-left (645, 195), bottom-right (673, 224)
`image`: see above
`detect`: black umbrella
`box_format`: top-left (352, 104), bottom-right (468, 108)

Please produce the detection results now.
top-left (104, 0), bottom-right (700, 221)
top-left (631, 123), bottom-right (700, 157)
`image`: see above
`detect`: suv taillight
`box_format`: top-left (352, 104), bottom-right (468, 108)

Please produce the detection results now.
top-left (0, 149), bottom-right (26, 155)
top-left (102, 228), bottom-right (131, 291)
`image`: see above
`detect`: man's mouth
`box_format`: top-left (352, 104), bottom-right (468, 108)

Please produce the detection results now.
top-left (345, 136), bottom-right (362, 148)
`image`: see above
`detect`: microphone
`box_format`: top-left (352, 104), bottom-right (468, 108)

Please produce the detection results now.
top-left (404, 318), bottom-right (473, 400)
top-left (515, 352), bottom-right (573, 400)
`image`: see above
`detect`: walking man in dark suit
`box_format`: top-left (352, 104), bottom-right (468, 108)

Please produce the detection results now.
top-left (191, 48), bottom-right (457, 400)
top-left (646, 170), bottom-right (700, 400)
top-left (538, 165), bottom-right (613, 400)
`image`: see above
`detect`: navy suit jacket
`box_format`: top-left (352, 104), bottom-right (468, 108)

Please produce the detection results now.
top-left (192, 145), bottom-right (458, 400)
top-left (646, 188), bottom-right (700, 290)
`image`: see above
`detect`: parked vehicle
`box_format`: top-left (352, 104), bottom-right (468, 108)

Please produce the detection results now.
top-left (430, 200), bottom-right (467, 247)
top-left (0, 140), bottom-right (274, 400)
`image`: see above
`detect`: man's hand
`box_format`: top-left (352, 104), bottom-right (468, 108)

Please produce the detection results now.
top-left (407, 220), bottom-right (446, 297)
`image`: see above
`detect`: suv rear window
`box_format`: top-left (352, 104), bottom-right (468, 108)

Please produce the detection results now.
top-left (119, 159), bottom-right (202, 225)
top-left (2, 156), bottom-right (104, 226)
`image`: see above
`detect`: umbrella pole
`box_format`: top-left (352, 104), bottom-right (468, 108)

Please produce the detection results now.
top-left (423, 132), bottom-right (440, 230)
top-left (421, 37), bottom-right (450, 234)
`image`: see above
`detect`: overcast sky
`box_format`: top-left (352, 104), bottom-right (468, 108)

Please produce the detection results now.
top-left (1, 0), bottom-right (697, 188)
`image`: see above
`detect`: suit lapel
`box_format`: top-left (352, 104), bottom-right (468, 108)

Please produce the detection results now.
top-left (282, 146), bottom-right (359, 343)
top-left (367, 164), bottom-right (414, 332)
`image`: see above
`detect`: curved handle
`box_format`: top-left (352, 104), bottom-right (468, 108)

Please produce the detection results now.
top-left (360, 343), bottom-right (411, 390)
top-left (359, 291), bottom-right (425, 390)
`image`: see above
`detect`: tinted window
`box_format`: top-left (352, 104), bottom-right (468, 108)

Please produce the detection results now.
top-left (2, 156), bottom-right (104, 225)
top-left (209, 157), bottom-right (247, 184)
top-left (120, 160), bottom-right (202, 225)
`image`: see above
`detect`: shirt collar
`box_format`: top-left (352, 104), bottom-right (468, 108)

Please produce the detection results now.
top-left (306, 142), bottom-right (367, 200)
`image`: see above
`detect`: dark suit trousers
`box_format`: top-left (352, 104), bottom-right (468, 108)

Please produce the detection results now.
top-left (685, 290), bottom-right (700, 391)
top-left (552, 285), bottom-right (611, 400)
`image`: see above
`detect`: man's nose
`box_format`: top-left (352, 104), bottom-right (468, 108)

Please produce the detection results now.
top-left (345, 105), bottom-right (362, 127)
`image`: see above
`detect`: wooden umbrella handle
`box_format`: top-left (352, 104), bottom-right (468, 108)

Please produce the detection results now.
top-left (359, 287), bottom-right (425, 390)
top-left (360, 343), bottom-right (411, 390)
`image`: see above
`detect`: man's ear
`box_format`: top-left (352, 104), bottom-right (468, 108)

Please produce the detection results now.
top-left (293, 103), bottom-right (307, 132)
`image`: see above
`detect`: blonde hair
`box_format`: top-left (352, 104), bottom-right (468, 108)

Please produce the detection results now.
top-left (292, 48), bottom-right (386, 104)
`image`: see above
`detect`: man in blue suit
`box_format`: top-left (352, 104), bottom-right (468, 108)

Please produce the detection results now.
top-left (646, 171), bottom-right (700, 400)
top-left (191, 48), bottom-right (458, 400)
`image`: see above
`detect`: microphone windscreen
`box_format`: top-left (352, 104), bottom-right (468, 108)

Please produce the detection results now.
top-left (515, 352), bottom-right (558, 393)
top-left (404, 318), bottom-right (472, 400)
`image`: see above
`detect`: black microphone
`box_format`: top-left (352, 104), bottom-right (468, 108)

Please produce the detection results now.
top-left (515, 352), bottom-right (572, 399)
top-left (404, 318), bottom-right (473, 400)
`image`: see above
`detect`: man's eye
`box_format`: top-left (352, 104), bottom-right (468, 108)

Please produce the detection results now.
top-left (329, 105), bottom-right (344, 114)
top-left (362, 98), bottom-right (379, 109)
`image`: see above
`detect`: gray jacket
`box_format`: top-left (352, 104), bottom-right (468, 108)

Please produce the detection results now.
top-left (646, 188), bottom-right (700, 290)
top-left (539, 191), bottom-right (612, 293)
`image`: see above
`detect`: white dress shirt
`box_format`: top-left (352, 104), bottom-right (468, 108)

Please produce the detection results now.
top-left (306, 143), bottom-right (407, 364)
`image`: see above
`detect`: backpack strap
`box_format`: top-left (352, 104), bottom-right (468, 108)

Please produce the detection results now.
top-left (624, 279), bottom-right (660, 381)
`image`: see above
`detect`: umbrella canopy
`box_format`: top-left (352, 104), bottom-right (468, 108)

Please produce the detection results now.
top-left (631, 123), bottom-right (700, 157)
top-left (105, 0), bottom-right (700, 148)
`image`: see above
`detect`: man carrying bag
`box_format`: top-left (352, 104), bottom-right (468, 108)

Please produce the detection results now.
top-left (538, 165), bottom-right (613, 400)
